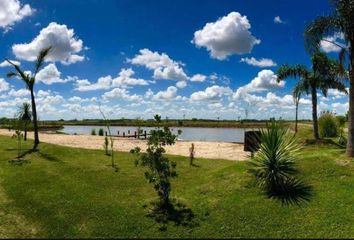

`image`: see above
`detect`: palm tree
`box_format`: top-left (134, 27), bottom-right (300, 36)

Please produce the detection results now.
top-left (292, 84), bottom-right (303, 134)
top-left (17, 102), bottom-right (32, 141)
top-left (277, 52), bottom-right (346, 139)
top-left (304, 0), bottom-right (354, 156)
top-left (6, 47), bottom-right (51, 150)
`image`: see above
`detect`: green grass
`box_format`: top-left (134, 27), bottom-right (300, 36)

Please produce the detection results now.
top-left (0, 127), bottom-right (353, 238)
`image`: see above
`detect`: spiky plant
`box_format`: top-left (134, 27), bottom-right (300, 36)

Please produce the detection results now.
top-left (17, 102), bottom-right (32, 141)
top-left (249, 121), bottom-right (312, 205)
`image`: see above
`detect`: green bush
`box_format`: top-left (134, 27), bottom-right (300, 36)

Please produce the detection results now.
top-left (98, 128), bottom-right (104, 136)
top-left (91, 129), bottom-right (96, 135)
top-left (318, 111), bottom-right (338, 138)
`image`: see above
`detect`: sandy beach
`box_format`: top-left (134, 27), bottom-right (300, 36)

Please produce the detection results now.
top-left (0, 129), bottom-right (249, 161)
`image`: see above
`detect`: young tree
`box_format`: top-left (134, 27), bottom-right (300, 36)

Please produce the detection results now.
top-left (277, 52), bottom-right (347, 139)
top-left (17, 102), bottom-right (32, 141)
top-left (131, 115), bottom-right (178, 209)
top-left (292, 85), bottom-right (303, 134)
top-left (304, 0), bottom-right (354, 156)
top-left (6, 47), bottom-right (51, 150)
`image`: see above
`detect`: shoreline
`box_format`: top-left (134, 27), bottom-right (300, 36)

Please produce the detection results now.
top-left (0, 129), bottom-right (250, 161)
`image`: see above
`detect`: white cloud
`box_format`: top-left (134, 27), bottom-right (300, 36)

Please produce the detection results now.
top-left (176, 81), bottom-right (187, 89)
top-left (36, 63), bottom-right (73, 85)
top-left (327, 88), bottom-right (348, 99)
top-left (0, 79), bottom-right (10, 92)
top-left (0, 60), bottom-right (20, 67)
top-left (274, 16), bottom-right (283, 24)
top-left (111, 68), bottom-right (148, 87)
top-left (153, 86), bottom-right (178, 101)
top-left (8, 88), bottom-right (29, 97)
top-left (128, 48), bottom-right (188, 81)
top-left (320, 33), bottom-right (346, 53)
top-left (12, 22), bottom-right (85, 65)
top-left (240, 57), bottom-right (277, 67)
top-left (192, 12), bottom-right (260, 60)
top-left (190, 74), bottom-right (207, 82)
top-left (75, 77), bottom-right (111, 92)
top-left (0, 0), bottom-right (33, 32)
top-left (234, 70), bottom-right (284, 99)
top-left (102, 88), bottom-right (143, 102)
top-left (190, 85), bottom-right (232, 101)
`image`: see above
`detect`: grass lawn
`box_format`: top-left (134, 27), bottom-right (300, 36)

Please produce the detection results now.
top-left (0, 127), bottom-right (354, 238)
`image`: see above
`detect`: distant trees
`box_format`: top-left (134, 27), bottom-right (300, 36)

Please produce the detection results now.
top-left (6, 47), bottom-right (52, 150)
top-left (304, 0), bottom-right (354, 156)
top-left (17, 102), bottom-right (32, 141)
top-left (277, 52), bottom-right (346, 139)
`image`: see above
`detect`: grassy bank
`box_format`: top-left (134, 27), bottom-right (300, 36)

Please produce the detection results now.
top-left (0, 126), bottom-right (353, 238)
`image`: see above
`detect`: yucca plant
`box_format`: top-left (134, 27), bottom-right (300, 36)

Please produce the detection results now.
top-left (249, 121), bottom-right (312, 205)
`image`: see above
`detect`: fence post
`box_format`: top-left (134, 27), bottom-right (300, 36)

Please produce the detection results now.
top-left (134, 131), bottom-right (137, 138)
top-left (123, 132), bottom-right (125, 137)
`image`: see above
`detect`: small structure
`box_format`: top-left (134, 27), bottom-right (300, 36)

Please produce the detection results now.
top-left (244, 130), bottom-right (261, 153)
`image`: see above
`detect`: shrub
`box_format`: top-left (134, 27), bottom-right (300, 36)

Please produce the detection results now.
top-left (98, 128), bottom-right (104, 136)
top-left (318, 111), bottom-right (338, 138)
top-left (91, 129), bottom-right (96, 135)
top-left (249, 121), bottom-right (312, 205)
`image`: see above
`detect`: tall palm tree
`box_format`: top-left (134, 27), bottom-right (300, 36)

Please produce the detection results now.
top-left (304, 0), bottom-right (354, 156)
top-left (277, 52), bottom-right (347, 139)
top-left (292, 84), bottom-right (304, 134)
top-left (17, 102), bottom-right (32, 141)
top-left (6, 47), bottom-right (51, 150)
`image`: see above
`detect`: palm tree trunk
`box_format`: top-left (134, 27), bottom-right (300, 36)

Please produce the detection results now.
top-left (311, 87), bottom-right (320, 140)
top-left (30, 88), bottom-right (39, 150)
top-left (347, 48), bottom-right (354, 157)
top-left (295, 101), bottom-right (299, 134)
top-left (24, 123), bottom-right (27, 141)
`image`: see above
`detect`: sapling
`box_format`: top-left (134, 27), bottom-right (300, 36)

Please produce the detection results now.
top-left (189, 143), bottom-right (195, 166)
top-left (103, 136), bottom-right (109, 155)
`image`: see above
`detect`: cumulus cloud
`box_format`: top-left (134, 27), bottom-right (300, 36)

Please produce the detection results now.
top-left (234, 70), bottom-right (284, 99)
top-left (0, 60), bottom-right (21, 67)
top-left (190, 85), bottom-right (232, 101)
top-left (36, 64), bottom-right (74, 84)
top-left (8, 88), bottom-right (29, 97)
top-left (320, 33), bottom-right (346, 53)
top-left (75, 77), bottom-right (111, 92)
top-left (190, 74), bottom-right (207, 82)
top-left (192, 12), bottom-right (260, 60)
top-left (176, 81), bottom-right (187, 89)
top-left (0, 0), bottom-right (33, 32)
top-left (273, 16), bottom-right (283, 24)
top-left (0, 79), bottom-right (10, 92)
top-left (111, 68), bottom-right (149, 87)
top-left (240, 57), bottom-right (277, 67)
top-left (12, 22), bottom-right (85, 65)
top-left (153, 86), bottom-right (178, 101)
top-left (128, 48), bottom-right (188, 81)
top-left (102, 88), bottom-right (143, 102)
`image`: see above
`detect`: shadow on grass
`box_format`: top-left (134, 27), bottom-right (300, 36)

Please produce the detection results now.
top-left (8, 158), bottom-right (31, 166)
top-left (265, 178), bottom-right (313, 206)
top-left (144, 198), bottom-right (198, 231)
top-left (38, 151), bottom-right (61, 162)
top-left (190, 163), bottom-right (200, 168)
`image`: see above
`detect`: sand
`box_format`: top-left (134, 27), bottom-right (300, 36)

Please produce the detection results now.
top-left (0, 129), bottom-right (250, 161)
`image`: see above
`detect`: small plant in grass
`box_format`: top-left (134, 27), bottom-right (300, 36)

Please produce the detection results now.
top-left (98, 128), bottom-right (104, 136)
top-left (318, 111), bottom-right (338, 138)
top-left (249, 121), bottom-right (312, 205)
top-left (91, 129), bottom-right (97, 135)
top-left (103, 136), bottom-right (109, 155)
top-left (189, 143), bottom-right (195, 166)
top-left (336, 115), bottom-right (347, 146)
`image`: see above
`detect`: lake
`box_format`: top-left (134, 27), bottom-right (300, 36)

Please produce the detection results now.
top-left (61, 125), bottom-right (255, 143)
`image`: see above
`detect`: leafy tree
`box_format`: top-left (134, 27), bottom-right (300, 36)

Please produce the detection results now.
top-left (16, 102), bottom-right (32, 141)
top-left (6, 47), bottom-right (51, 150)
top-left (277, 52), bottom-right (346, 139)
top-left (131, 115), bottom-right (178, 209)
top-left (304, 0), bottom-right (354, 156)
top-left (249, 121), bottom-right (312, 205)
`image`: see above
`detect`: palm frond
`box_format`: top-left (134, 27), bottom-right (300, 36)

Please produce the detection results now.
top-left (277, 64), bottom-right (309, 82)
top-left (34, 46), bottom-right (52, 76)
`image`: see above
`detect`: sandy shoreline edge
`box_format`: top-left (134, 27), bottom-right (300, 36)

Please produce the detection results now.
top-left (0, 129), bottom-right (250, 161)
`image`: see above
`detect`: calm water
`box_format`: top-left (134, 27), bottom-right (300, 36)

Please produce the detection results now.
top-left (61, 125), bottom-right (252, 143)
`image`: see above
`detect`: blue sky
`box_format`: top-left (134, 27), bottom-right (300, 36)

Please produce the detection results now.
top-left (0, 0), bottom-right (349, 120)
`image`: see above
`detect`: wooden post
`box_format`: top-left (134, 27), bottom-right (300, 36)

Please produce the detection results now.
top-left (128, 130), bottom-right (130, 134)
top-left (118, 131), bottom-right (120, 136)
top-left (134, 131), bottom-right (137, 138)
top-left (123, 132), bottom-right (125, 137)
top-left (144, 131), bottom-right (147, 139)
top-left (105, 131), bottom-right (107, 136)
